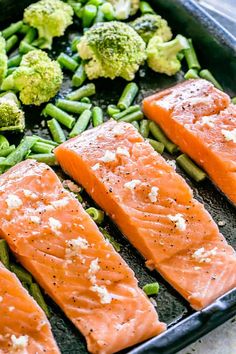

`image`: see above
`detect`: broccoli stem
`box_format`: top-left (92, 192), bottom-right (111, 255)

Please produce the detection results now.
top-left (140, 1), bottom-right (155, 14)
top-left (23, 27), bottom-right (37, 44)
top-left (117, 82), bottom-right (139, 110)
top-left (5, 35), bottom-right (19, 53)
top-left (67, 83), bottom-right (96, 101)
top-left (72, 63), bottom-right (87, 87)
top-left (183, 39), bottom-right (201, 71)
top-left (47, 119), bottom-right (66, 144)
top-left (2, 21), bottom-right (23, 39)
top-left (7, 54), bottom-right (22, 68)
top-left (1, 74), bottom-right (16, 91)
top-left (157, 35), bottom-right (189, 58)
top-left (69, 109), bottom-right (92, 138)
top-left (199, 69), bottom-right (223, 91)
top-left (56, 99), bottom-right (92, 114)
top-left (57, 53), bottom-right (78, 72)
top-left (92, 106), bottom-right (103, 127)
top-left (6, 67), bottom-right (16, 77)
top-left (43, 104), bottom-right (75, 129)
top-left (184, 68), bottom-right (200, 80)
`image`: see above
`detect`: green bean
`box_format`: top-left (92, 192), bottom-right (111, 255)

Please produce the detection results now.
top-left (0, 136), bottom-right (38, 169)
top-left (56, 99), bottom-right (91, 115)
top-left (176, 154), bottom-right (206, 182)
top-left (0, 239), bottom-right (10, 269)
top-left (107, 105), bottom-right (120, 116)
top-left (100, 2), bottom-right (115, 20)
top-left (140, 119), bottom-right (149, 138)
top-left (32, 136), bottom-right (58, 147)
top-left (6, 67), bottom-right (17, 76)
top-left (57, 53), bottom-right (78, 72)
top-left (82, 5), bottom-right (97, 27)
top-left (199, 69), bottom-right (223, 91)
top-left (71, 54), bottom-right (81, 63)
top-left (131, 121), bottom-right (139, 130)
top-left (27, 153), bottom-right (57, 166)
top-left (149, 121), bottom-right (179, 154)
top-left (30, 283), bottom-right (50, 317)
top-left (7, 54), bottom-right (22, 68)
top-left (0, 145), bottom-right (16, 157)
top-left (93, 6), bottom-right (105, 23)
top-left (142, 282), bottom-right (159, 296)
top-left (183, 39), bottom-right (201, 70)
top-left (2, 21), bottom-right (23, 39)
top-left (19, 41), bottom-right (35, 54)
top-left (184, 68), bottom-right (200, 80)
top-left (86, 207), bottom-right (104, 224)
top-left (6, 35), bottom-right (19, 53)
top-left (21, 282), bottom-right (29, 291)
top-left (67, 83), bottom-right (96, 101)
top-left (177, 52), bottom-right (184, 61)
top-left (69, 109), bottom-right (92, 138)
top-left (10, 263), bottom-right (33, 285)
top-left (0, 135), bottom-right (9, 150)
top-left (42, 104), bottom-right (75, 129)
top-left (47, 119), bottom-right (66, 144)
top-left (23, 27), bottom-right (37, 44)
top-left (113, 105), bottom-right (140, 120)
top-left (119, 110), bottom-right (143, 123)
top-left (80, 97), bottom-right (91, 104)
top-left (71, 37), bottom-right (81, 52)
top-left (69, 2), bottom-right (82, 18)
top-left (19, 24), bottom-right (30, 35)
top-left (92, 106), bottom-right (103, 127)
top-left (88, 0), bottom-right (104, 5)
top-left (117, 83), bottom-right (139, 110)
top-left (232, 97), bottom-right (236, 105)
top-left (99, 227), bottom-right (121, 252)
top-left (31, 142), bottom-right (54, 154)
top-left (147, 138), bottom-right (165, 154)
top-left (140, 1), bottom-right (155, 14)
top-left (72, 63), bottom-right (87, 87)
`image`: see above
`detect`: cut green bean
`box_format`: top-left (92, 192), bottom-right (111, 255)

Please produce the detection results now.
top-left (7, 54), bottom-right (22, 68)
top-left (30, 283), bottom-right (50, 317)
top-left (232, 97), bottom-right (236, 105)
top-left (69, 2), bottom-right (82, 18)
top-left (131, 121), bottom-right (139, 130)
top-left (72, 63), bottom-right (87, 87)
top-left (107, 105), bottom-right (120, 116)
top-left (47, 119), bottom-right (66, 144)
top-left (199, 69), bottom-right (223, 91)
top-left (93, 6), bottom-right (105, 23)
top-left (82, 5), bottom-right (97, 27)
top-left (80, 97), bottom-right (91, 104)
top-left (67, 83), bottom-right (96, 101)
top-left (6, 67), bottom-right (17, 76)
top-left (183, 39), bottom-right (201, 70)
top-left (19, 24), bottom-right (30, 35)
top-left (71, 37), bottom-right (81, 52)
top-left (101, 2), bottom-right (115, 20)
top-left (113, 105), bottom-right (140, 120)
top-left (27, 153), bottom-right (57, 166)
top-left (119, 110), bottom-right (143, 123)
top-left (69, 109), bottom-right (92, 138)
top-left (71, 53), bottom-right (81, 63)
top-left (2, 21), bottom-right (23, 39)
top-left (88, 0), bottom-right (104, 6)
top-left (147, 138), bottom-right (165, 154)
top-left (176, 154), bottom-right (206, 182)
top-left (56, 99), bottom-right (92, 114)
top-left (0, 136), bottom-right (38, 169)
top-left (6, 35), bottom-right (18, 53)
top-left (177, 52), bottom-right (184, 61)
top-left (57, 53), bottom-right (78, 72)
top-left (117, 83), bottom-right (139, 110)
top-left (92, 106), bottom-right (103, 127)
top-left (86, 207), bottom-right (104, 224)
top-left (142, 282), bottom-right (159, 296)
top-left (42, 104), bottom-right (75, 129)
top-left (149, 121), bottom-right (179, 154)
top-left (31, 142), bottom-right (54, 154)
top-left (140, 1), bottom-right (155, 14)
top-left (184, 68), bottom-right (200, 80)
top-left (10, 263), bottom-right (33, 285)
top-left (0, 239), bottom-right (10, 269)
top-left (140, 119), bottom-right (149, 138)
top-left (0, 145), bottom-right (16, 157)
top-left (19, 41), bottom-right (35, 54)
top-left (32, 136), bottom-right (58, 147)
top-left (99, 227), bottom-right (121, 252)
top-left (23, 27), bottom-right (37, 44)
top-left (0, 135), bottom-right (9, 150)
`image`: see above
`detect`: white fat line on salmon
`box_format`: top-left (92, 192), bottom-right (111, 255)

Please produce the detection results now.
top-left (23, 189), bottom-right (38, 199)
top-left (66, 237), bottom-right (89, 257)
top-left (221, 128), bottom-right (236, 143)
top-left (99, 150), bottom-right (116, 163)
top-left (90, 284), bottom-right (112, 304)
top-left (8, 306), bottom-right (15, 312)
top-left (124, 180), bottom-right (141, 190)
top-left (88, 258), bottom-right (100, 284)
top-left (200, 116), bottom-right (215, 128)
top-left (92, 163), bottom-right (100, 171)
top-left (6, 194), bottom-right (23, 210)
top-left (51, 198), bottom-right (70, 208)
top-left (192, 247), bottom-right (218, 263)
top-left (11, 334), bottom-right (29, 352)
top-left (148, 187), bottom-right (159, 203)
top-left (116, 147), bottom-right (130, 157)
top-left (48, 217), bottom-right (62, 235)
top-left (0, 296), bottom-right (3, 302)
top-left (29, 215), bottom-right (41, 224)
top-left (167, 213), bottom-right (186, 231)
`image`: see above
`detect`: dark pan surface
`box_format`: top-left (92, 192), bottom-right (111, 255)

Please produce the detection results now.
top-left (0, 0), bottom-right (235, 353)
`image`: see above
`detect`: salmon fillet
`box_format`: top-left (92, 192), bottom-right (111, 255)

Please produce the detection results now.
top-left (0, 160), bottom-right (165, 354)
top-left (0, 261), bottom-right (59, 354)
top-left (142, 79), bottom-right (236, 204)
top-left (55, 120), bottom-right (236, 310)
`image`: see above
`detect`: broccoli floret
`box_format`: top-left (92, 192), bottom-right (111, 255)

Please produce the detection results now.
top-left (0, 92), bottom-right (25, 131)
top-left (24, 0), bottom-right (73, 49)
top-left (1, 50), bottom-right (63, 106)
top-left (130, 14), bottom-right (172, 43)
top-left (78, 21), bottom-right (146, 81)
top-left (0, 34), bottom-right (7, 85)
top-left (107, 0), bottom-right (139, 20)
top-left (146, 34), bottom-right (189, 76)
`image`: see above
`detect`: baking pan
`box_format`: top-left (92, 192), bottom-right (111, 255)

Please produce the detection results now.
top-left (0, 0), bottom-right (235, 353)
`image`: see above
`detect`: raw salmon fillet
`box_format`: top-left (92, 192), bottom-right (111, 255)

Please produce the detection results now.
top-left (0, 160), bottom-right (165, 354)
top-left (142, 79), bottom-right (236, 204)
top-left (55, 120), bottom-right (236, 310)
top-left (0, 261), bottom-right (59, 354)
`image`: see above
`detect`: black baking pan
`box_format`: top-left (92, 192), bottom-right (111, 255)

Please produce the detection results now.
top-left (0, 0), bottom-right (235, 353)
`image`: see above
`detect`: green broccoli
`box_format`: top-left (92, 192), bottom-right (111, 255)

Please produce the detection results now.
top-left (146, 34), bottom-right (189, 76)
top-left (1, 50), bottom-right (63, 106)
top-left (0, 34), bottom-right (7, 85)
top-left (130, 14), bottom-right (172, 43)
top-left (24, 0), bottom-right (73, 49)
top-left (78, 21), bottom-right (146, 81)
top-left (0, 92), bottom-right (25, 132)
top-left (107, 0), bottom-right (139, 20)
